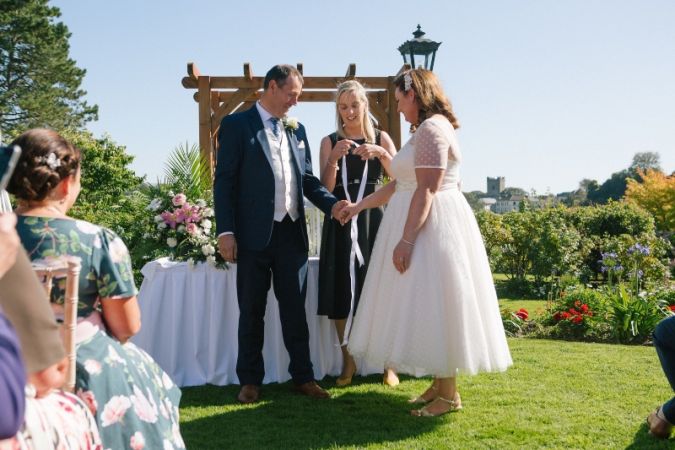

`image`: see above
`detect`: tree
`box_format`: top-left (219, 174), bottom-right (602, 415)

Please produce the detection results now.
top-left (625, 169), bottom-right (675, 232)
top-left (630, 152), bottom-right (662, 172)
top-left (500, 187), bottom-right (527, 200)
top-left (0, 0), bottom-right (97, 135)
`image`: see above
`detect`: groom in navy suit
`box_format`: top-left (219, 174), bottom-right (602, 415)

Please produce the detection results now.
top-left (215, 64), bottom-right (346, 404)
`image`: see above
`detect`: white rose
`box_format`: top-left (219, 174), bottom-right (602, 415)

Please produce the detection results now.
top-left (201, 244), bottom-right (215, 256)
top-left (154, 215), bottom-right (164, 223)
top-left (177, 225), bottom-right (186, 234)
top-left (158, 222), bottom-right (167, 230)
top-left (201, 219), bottom-right (212, 230)
top-left (147, 198), bottom-right (163, 211)
top-left (196, 199), bottom-right (207, 207)
top-left (206, 255), bottom-right (216, 265)
top-left (203, 208), bottom-right (214, 217)
top-left (167, 238), bottom-right (178, 248)
top-left (168, 191), bottom-right (175, 197)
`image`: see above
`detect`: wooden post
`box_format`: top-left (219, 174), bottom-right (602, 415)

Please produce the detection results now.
top-left (387, 76), bottom-right (401, 148)
top-left (198, 76), bottom-right (213, 172)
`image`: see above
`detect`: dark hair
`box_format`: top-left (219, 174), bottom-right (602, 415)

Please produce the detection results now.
top-left (7, 129), bottom-right (81, 202)
top-left (393, 68), bottom-right (460, 131)
top-left (263, 64), bottom-right (304, 90)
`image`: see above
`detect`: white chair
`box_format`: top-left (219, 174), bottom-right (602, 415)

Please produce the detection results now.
top-left (32, 257), bottom-right (81, 392)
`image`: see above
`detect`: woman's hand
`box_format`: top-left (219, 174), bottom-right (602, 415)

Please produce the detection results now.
top-left (392, 239), bottom-right (414, 274)
top-left (329, 139), bottom-right (356, 166)
top-left (353, 143), bottom-right (385, 161)
top-left (339, 202), bottom-right (362, 225)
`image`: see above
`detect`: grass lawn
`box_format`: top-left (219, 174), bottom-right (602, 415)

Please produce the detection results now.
top-left (179, 338), bottom-right (673, 449)
top-left (498, 298), bottom-right (548, 317)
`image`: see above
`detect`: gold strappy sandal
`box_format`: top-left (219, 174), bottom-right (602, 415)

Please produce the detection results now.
top-left (411, 395), bottom-right (462, 417)
top-left (408, 384), bottom-right (438, 404)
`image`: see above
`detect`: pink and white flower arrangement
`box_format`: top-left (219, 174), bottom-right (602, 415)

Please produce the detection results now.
top-left (140, 189), bottom-right (227, 268)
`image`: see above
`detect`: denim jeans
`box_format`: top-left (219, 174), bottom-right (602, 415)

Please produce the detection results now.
top-left (654, 315), bottom-right (675, 424)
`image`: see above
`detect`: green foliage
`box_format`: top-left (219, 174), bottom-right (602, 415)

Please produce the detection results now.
top-left (604, 285), bottom-right (668, 344)
top-left (65, 130), bottom-right (145, 243)
top-left (0, 0), bottom-right (97, 135)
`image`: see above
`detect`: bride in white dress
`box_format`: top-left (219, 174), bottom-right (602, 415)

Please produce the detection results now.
top-left (340, 68), bottom-right (512, 416)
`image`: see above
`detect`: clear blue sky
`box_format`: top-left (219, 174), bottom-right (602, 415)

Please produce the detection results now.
top-left (51, 0), bottom-right (675, 194)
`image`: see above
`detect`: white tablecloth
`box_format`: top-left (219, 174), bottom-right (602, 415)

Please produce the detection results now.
top-left (132, 257), bottom-right (380, 387)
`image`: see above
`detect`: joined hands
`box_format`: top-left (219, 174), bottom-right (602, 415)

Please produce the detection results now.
top-left (331, 200), bottom-right (360, 225)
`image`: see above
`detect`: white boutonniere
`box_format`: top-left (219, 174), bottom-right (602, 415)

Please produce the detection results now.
top-left (282, 117), bottom-right (299, 131)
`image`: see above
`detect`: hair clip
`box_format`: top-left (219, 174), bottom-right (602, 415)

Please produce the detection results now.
top-left (38, 152), bottom-right (62, 170)
top-left (404, 72), bottom-right (413, 92)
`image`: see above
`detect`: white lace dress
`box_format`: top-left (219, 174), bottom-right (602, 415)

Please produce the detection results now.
top-left (347, 115), bottom-right (512, 377)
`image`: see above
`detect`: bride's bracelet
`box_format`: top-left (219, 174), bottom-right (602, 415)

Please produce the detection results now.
top-left (401, 238), bottom-right (415, 246)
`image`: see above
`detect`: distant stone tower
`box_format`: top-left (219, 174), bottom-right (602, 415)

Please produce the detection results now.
top-left (487, 177), bottom-right (505, 197)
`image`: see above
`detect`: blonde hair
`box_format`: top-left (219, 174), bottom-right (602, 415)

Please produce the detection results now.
top-left (334, 80), bottom-right (376, 143)
top-left (393, 68), bottom-right (460, 132)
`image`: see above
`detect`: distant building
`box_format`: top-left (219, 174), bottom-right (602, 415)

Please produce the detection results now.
top-left (479, 197), bottom-right (496, 211)
top-left (493, 195), bottom-right (526, 214)
top-left (487, 177), bottom-right (505, 197)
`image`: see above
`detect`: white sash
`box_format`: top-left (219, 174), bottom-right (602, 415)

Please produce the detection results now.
top-left (340, 156), bottom-right (368, 346)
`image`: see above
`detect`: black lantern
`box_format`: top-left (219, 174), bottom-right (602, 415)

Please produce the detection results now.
top-left (397, 25), bottom-right (441, 71)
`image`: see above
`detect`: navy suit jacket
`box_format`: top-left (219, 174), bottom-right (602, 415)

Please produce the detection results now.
top-left (214, 106), bottom-right (337, 252)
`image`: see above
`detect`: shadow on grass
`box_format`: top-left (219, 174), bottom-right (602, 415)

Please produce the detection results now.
top-left (180, 376), bottom-right (446, 449)
top-left (625, 420), bottom-right (674, 450)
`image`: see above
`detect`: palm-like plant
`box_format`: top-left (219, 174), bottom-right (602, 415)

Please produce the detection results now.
top-left (163, 143), bottom-right (212, 200)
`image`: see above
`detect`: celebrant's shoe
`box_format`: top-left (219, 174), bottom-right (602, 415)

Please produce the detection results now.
top-left (336, 358), bottom-right (357, 387)
top-left (647, 407), bottom-right (673, 439)
top-left (410, 395), bottom-right (462, 417)
top-left (383, 370), bottom-right (400, 387)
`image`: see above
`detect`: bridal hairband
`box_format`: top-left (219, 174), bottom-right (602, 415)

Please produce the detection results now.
top-left (404, 72), bottom-right (413, 92)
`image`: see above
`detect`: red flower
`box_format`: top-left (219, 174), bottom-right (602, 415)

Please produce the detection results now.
top-left (561, 311), bottom-right (571, 320)
top-left (569, 308), bottom-right (581, 316)
top-left (580, 304), bottom-right (589, 313)
top-left (571, 315), bottom-right (583, 324)
top-left (574, 300), bottom-right (581, 307)
top-left (669, 305), bottom-right (675, 312)
top-left (516, 308), bottom-right (529, 320)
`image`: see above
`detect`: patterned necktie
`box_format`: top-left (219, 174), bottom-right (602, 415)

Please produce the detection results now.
top-left (270, 117), bottom-right (282, 140)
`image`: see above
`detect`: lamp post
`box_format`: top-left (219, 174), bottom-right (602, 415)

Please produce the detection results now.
top-left (397, 25), bottom-right (441, 71)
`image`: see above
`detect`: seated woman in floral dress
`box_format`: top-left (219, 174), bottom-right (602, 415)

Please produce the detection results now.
top-left (7, 129), bottom-right (184, 450)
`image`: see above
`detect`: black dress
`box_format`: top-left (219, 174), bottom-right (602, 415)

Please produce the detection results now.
top-left (318, 131), bottom-right (384, 319)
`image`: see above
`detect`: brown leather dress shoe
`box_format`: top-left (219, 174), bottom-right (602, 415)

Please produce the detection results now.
top-left (293, 381), bottom-right (330, 399)
top-left (648, 407), bottom-right (673, 439)
top-left (237, 384), bottom-right (260, 404)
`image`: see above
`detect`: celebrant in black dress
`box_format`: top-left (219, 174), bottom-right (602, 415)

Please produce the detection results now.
top-left (317, 80), bottom-right (398, 386)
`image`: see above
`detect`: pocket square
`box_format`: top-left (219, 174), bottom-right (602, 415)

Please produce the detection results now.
top-left (250, 137), bottom-right (255, 145)
top-left (298, 141), bottom-right (306, 150)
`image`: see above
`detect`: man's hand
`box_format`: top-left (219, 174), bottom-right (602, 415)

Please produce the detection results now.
top-left (218, 234), bottom-right (237, 263)
top-left (0, 213), bottom-right (19, 279)
top-left (331, 200), bottom-right (349, 222)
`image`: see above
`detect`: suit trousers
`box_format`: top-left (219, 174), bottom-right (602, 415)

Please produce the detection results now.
top-left (654, 315), bottom-right (675, 423)
top-left (235, 215), bottom-right (313, 386)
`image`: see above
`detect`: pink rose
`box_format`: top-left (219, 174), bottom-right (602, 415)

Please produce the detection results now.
top-left (172, 194), bottom-right (187, 206)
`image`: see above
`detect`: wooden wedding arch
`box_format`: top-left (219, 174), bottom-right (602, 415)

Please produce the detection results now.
top-left (181, 62), bottom-right (407, 173)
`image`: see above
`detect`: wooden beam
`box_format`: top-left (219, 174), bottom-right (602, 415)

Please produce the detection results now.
top-left (296, 63), bottom-right (303, 75)
top-left (184, 76), bottom-right (390, 90)
top-left (188, 62), bottom-right (200, 79)
top-left (345, 63), bottom-right (356, 78)
top-left (212, 88), bottom-right (257, 128)
top-left (243, 63), bottom-right (252, 80)
top-left (198, 76), bottom-right (214, 173)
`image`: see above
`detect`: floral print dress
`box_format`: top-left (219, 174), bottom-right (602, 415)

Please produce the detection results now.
top-left (16, 216), bottom-right (184, 450)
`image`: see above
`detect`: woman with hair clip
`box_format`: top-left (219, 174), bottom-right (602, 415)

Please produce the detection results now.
top-left (317, 80), bottom-right (399, 387)
top-left (8, 129), bottom-right (184, 449)
top-left (340, 69), bottom-right (512, 416)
